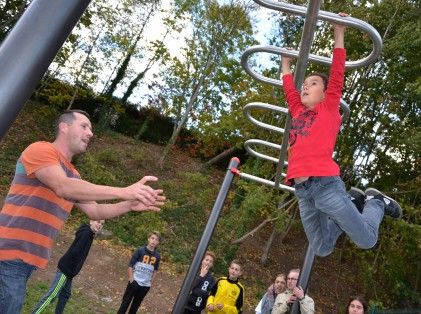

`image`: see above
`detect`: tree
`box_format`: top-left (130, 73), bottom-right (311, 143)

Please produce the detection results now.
top-left (0, 0), bottom-right (30, 42)
top-left (153, 0), bottom-right (257, 165)
top-left (102, 0), bottom-right (161, 98)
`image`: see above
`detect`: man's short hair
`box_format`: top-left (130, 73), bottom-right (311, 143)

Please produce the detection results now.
top-left (55, 109), bottom-right (90, 137)
top-left (306, 72), bottom-right (329, 91)
top-left (148, 230), bottom-right (161, 242)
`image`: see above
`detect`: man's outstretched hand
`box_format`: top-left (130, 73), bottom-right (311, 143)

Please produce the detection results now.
top-left (129, 189), bottom-right (165, 212)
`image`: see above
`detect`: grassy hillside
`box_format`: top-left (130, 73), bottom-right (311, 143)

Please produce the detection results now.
top-left (2, 101), bottom-right (419, 313)
top-left (0, 101), bottom-right (227, 264)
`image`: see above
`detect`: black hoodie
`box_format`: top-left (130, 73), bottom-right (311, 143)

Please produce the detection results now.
top-left (57, 224), bottom-right (94, 278)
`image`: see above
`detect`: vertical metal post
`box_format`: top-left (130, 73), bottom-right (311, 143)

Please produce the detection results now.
top-left (286, 1), bottom-right (321, 313)
top-left (172, 157), bottom-right (240, 314)
top-left (290, 245), bottom-right (315, 313)
top-left (0, 0), bottom-right (92, 141)
top-left (274, 0), bottom-right (322, 189)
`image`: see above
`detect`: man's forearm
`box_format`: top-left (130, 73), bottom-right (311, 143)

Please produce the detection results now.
top-left (81, 201), bottom-right (134, 220)
top-left (57, 177), bottom-right (123, 201)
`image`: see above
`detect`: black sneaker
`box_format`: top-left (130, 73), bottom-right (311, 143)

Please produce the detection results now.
top-left (349, 187), bottom-right (365, 213)
top-left (365, 188), bottom-right (402, 218)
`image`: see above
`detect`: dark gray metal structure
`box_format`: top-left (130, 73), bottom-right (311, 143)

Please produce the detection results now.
top-left (240, 0), bottom-right (382, 192)
top-left (171, 1), bottom-right (382, 313)
top-left (0, 0), bottom-right (92, 141)
top-left (239, 1), bottom-right (382, 313)
top-left (172, 157), bottom-right (240, 313)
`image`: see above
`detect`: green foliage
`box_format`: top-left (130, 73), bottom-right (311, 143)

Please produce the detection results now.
top-left (114, 106), bottom-right (176, 144)
top-left (73, 153), bottom-right (119, 186)
top-left (153, 0), bottom-right (258, 162)
top-left (108, 211), bottom-right (167, 245)
top-left (35, 79), bottom-right (76, 108)
top-left (0, 0), bottom-right (31, 41)
top-left (158, 171), bottom-right (221, 263)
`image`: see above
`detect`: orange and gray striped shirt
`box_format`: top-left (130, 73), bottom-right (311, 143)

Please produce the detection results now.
top-left (0, 141), bottom-right (80, 269)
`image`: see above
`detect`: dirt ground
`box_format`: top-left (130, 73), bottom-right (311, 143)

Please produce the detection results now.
top-left (28, 221), bottom-right (361, 314)
top-left (29, 226), bottom-right (187, 314)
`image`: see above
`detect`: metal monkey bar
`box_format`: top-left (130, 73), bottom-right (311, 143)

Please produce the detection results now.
top-left (240, 0), bottom-right (382, 192)
top-left (173, 1), bottom-right (382, 313)
top-left (238, 1), bottom-right (382, 313)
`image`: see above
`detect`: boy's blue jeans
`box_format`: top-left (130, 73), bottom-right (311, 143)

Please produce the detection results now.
top-left (294, 176), bottom-right (385, 257)
top-left (0, 259), bottom-right (36, 314)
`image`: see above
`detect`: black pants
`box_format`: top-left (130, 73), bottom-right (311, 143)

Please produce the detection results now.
top-left (117, 281), bottom-right (150, 314)
top-left (183, 309), bottom-right (201, 314)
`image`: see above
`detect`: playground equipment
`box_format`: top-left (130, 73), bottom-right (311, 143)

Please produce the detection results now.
top-left (0, 0), bottom-right (92, 141)
top-left (172, 0), bottom-right (382, 313)
top-left (0, 0), bottom-right (382, 312)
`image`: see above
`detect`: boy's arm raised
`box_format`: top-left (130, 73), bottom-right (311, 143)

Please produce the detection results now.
top-left (280, 54), bottom-right (303, 115)
top-left (325, 13), bottom-right (348, 108)
top-left (333, 12), bottom-right (348, 48)
top-left (281, 55), bottom-right (292, 76)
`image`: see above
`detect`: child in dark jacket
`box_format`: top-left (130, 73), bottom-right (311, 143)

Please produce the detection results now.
top-left (184, 250), bottom-right (216, 314)
top-left (32, 220), bottom-right (104, 314)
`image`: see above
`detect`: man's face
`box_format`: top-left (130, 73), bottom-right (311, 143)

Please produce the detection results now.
top-left (201, 254), bottom-right (214, 269)
top-left (228, 262), bottom-right (242, 281)
top-left (286, 271), bottom-right (299, 290)
top-left (147, 234), bottom-right (160, 249)
top-left (274, 275), bottom-right (286, 293)
top-left (300, 75), bottom-right (325, 109)
top-left (65, 113), bottom-right (93, 155)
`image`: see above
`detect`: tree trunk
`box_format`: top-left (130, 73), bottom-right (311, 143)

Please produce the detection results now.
top-left (231, 217), bottom-right (278, 245)
top-left (104, 33), bottom-right (141, 97)
top-left (205, 146), bottom-right (237, 166)
top-left (260, 226), bottom-right (277, 265)
top-left (231, 198), bottom-right (296, 245)
top-left (104, 5), bottom-right (157, 98)
top-left (159, 55), bottom-right (213, 166)
top-left (67, 28), bottom-right (104, 109)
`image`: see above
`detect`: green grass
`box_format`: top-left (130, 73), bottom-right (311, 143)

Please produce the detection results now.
top-left (24, 281), bottom-right (116, 314)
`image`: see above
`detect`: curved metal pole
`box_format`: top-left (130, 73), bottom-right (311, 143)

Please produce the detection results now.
top-left (273, 0), bottom-right (321, 190)
top-left (172, 158), bottom-right (240, 314)
top-left (0, 0), bottom-right (92, 141)
top-left (244, 139), bottom-right (284, 164)
top-left (244, 102), bottom-right (288, 133)
top-left (249, 0), bottom-right (382, 68)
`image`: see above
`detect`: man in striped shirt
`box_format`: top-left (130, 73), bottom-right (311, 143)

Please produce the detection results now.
top-left (0, 110), bottom-right (165, 314)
